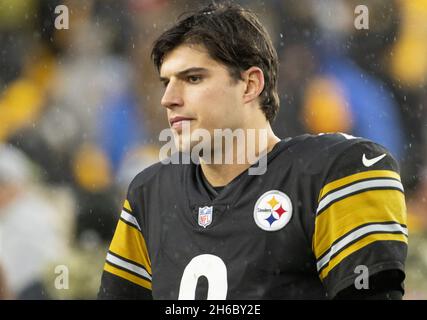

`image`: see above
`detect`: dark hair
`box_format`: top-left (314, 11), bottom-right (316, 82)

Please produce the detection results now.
top-left (151, 1), bottom-right (279, 123)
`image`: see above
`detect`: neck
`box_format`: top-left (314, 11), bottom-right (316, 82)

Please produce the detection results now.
top-left (200, 126), bottom-right (280, 187)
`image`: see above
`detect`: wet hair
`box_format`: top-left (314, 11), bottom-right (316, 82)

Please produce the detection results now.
top-left (151, 1), bottom-right (279, 123)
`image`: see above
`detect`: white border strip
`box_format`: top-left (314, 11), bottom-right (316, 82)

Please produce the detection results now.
top-left (121, 210), bottom-right (141, 231)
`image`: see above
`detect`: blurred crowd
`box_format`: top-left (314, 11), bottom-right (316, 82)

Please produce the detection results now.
top-left (0, 0), bottom-right (426, 299)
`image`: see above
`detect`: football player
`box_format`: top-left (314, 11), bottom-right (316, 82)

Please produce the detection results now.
top-left (98, 2), bottom-right (407, 300)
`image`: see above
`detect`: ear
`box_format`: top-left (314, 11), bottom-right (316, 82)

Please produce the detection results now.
top-left (242, 66), bottom-right (265, 104)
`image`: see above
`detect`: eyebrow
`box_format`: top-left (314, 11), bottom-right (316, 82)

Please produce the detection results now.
top-left (159, 67), bottom-right (209, 82)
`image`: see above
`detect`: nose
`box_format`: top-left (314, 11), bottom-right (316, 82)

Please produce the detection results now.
top-left (161, 80), bottom-right (184, 109)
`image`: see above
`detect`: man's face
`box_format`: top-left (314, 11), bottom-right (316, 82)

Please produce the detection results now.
top-left (159, 44), bottom-right (247, 152)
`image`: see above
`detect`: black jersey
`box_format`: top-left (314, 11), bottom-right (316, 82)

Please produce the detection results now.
top-left (98, 133), bottom-right (407, 299)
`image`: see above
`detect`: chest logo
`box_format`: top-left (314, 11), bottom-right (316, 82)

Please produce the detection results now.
top-left (253, 190), bottom-right (293, 231)
top-left (198, 206), bottom-right (213, 228)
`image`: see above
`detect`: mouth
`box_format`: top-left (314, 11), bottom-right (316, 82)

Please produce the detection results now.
top-left (169, 116), bottom-right (195, 130)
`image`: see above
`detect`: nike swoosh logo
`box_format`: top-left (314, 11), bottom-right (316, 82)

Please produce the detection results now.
top-left (362, 153), bottom-right (386, 167)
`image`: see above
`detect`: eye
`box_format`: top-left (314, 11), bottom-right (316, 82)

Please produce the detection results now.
top-left (187, 75), bottom-right (202, 84)
top-left (162, 80), bottom-right (169, 88)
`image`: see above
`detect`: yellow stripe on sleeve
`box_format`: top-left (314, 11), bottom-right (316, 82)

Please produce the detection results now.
top-left (104, 263), bottom-right (152, 290)
top-left (109, 220), bottom-right (152, 275)
top-left (124, 199), bottom-right (132, 212)
top-left (313, 189), bottom-right (406, 258)
top-left (318, 170), bottom-right (401, 201)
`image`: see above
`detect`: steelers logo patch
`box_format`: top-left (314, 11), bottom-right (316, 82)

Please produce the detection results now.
top-left (253, 190), bottom-right (293, 231)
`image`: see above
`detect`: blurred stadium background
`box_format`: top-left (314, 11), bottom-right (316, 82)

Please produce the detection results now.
top-left (0, 0), bottom-right (426, 299)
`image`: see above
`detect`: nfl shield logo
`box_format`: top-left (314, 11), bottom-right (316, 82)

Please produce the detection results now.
top-left (198, 206), bottom-right (213, 228)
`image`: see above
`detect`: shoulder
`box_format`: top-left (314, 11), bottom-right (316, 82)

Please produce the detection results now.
top-left (289, 132), bottom-right (378, 158)
top-left (127, 155), bottom-right (187, 194)
top-left (128, 161), bottom-right (164, 191)
top-left (286, 132), bottom-right (399, 177)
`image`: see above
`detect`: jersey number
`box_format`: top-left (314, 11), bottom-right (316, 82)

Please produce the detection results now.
top-left (178, 254), bottom-right (228, 300)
